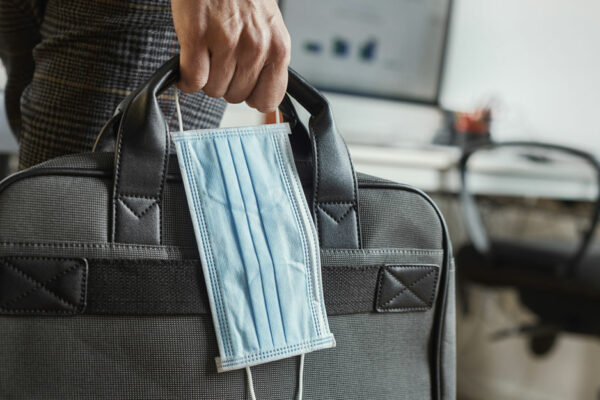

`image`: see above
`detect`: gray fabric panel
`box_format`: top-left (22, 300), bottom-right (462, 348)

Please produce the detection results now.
top-left (359, 188), bottom-right (443, 250)
top-left (31, 152), bottom-right (113, 170)
top-left (163, 181), bottom-right (196, 247)
top-left (0, 313), bottom-right (432, 399)
top-left (0, 175), bottom-right (109, 243)
top-left (0, 158), bottom-right (444, 252)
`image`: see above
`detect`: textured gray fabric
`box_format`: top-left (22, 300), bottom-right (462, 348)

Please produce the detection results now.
top-left (0, 175), bottom-right (110, 243)
top-left (0, 168), bottom-right (446, 252)
top-left (31, 152), bottom-right (113, 170)
top-left (359, 188), bottom-right (443, 249)
top-left (0, 313), bottom-right (433, 399)
top-left (163, 181), bottom-right (197, 247)
top-left (0, 152), bottom-right (455, 398)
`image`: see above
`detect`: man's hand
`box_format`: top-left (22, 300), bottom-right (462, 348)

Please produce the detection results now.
top-left (172, 0), bottom-right (291, 113)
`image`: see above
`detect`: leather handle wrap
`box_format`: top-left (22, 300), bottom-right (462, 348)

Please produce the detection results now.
top-left (112, 55), bottom-right (361, 249)
top-left (111, 57), bottom-right (178, 244)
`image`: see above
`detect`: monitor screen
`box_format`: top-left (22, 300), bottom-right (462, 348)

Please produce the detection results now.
top-left (280, 0), bottom-right (451, 103)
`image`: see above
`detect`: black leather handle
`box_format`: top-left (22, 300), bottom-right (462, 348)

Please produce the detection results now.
top-left (281, 68), bottom-right (361, 248)
top-left (111, 57), bottom-right (178, 244)
top-left (111, 55), bottom-right (361, 248)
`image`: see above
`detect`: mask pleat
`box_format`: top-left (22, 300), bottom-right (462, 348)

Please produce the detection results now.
top-left (187, 140), bottom-right (258, 355)
top-left (213, 137), bottom-right (273, 349)
top-left (242, 134), bottom-right (313, 344)
top-left (233, 135), bottom-right (289, 347)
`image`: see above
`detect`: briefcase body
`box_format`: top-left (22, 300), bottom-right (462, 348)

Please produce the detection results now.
top-left (0, 57), bottom-right (455, 399)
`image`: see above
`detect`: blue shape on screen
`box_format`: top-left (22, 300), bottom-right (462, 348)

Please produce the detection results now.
top-left (304, 41), bottom-right (323, 54)
top-left (333, 38), bottom-right (350, 57)
top-left (360, 39), bottom-right (378, 62)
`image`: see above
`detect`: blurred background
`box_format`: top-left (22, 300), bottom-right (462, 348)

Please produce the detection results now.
top-left (1, 0), bottom-right (599, 399)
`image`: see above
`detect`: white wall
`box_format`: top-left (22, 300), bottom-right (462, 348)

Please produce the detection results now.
top-left (440, 0), bottom-right (600, 153)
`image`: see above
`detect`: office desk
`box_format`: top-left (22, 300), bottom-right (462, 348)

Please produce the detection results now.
top-left (348, 144), bottom-right (597, 201)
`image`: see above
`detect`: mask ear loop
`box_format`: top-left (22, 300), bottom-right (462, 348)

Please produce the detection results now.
top-left (296, 353), bottom-right (305, 400)
top-left (174, 88), bottom-right (184, 132)
top-left (275, 108), bottom-right (281, 124)
top-left (246, 366), bottom-right (257, 400)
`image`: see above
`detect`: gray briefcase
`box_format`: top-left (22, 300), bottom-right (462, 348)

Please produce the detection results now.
top-left (0, 56), bottom-right (455, 399)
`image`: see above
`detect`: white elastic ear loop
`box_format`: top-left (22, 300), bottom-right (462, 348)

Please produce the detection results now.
top-left (296, 353), bottom-right (305, 400)
top-left (275, 108), bottom-right (281, 124)
top-left (246, 366), bottom-right (257, 400)
top-left (174, 88), bottom-right (184, 132)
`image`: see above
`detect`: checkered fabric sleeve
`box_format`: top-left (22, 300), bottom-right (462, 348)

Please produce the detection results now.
top-left (0, 0), bottom-right (227, 170)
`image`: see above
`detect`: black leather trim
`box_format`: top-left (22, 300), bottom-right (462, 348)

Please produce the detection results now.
top-left (111, 57), bottom-right (179, 245)
top-left (0, 257), bottom-right (87, 315)
top-left (375, 265), bottom-right (439, 312)
top-left (283, 69), bottom-right (362, 249)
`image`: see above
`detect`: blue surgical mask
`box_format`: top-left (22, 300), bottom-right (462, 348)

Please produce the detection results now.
top-left (172, 117), bottom-right (335, 398)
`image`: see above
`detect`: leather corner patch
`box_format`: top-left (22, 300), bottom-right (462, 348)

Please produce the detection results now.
top-left (376, 265), bottom-right (439, 313)
top-left (0, 257), bottom-right (88, 315)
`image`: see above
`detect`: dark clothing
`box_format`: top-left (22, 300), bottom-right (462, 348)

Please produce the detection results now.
top-left (0, 0), bottom-right (226, 169)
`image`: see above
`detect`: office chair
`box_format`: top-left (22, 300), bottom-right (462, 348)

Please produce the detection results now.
top-left (456, 141), bottom-right (600, 355)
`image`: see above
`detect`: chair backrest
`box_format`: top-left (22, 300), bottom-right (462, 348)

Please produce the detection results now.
top-left (459, 141), bottom-right (600, 277)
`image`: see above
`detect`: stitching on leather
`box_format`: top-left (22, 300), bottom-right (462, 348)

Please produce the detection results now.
top-left (345, 142), bottom-right (361, 247)
top-left (0, 263), bottom-right (81, 309)
top-left (112, 94), bottom-right (130, 241)
top-left (118, 193), bottom-right (160, 199)
top-left (118, 196), bottom-right (157, 219)
top-left (0, 242), bottom-right (196, 250)
top-left (381, 267), bottom-right (436, 307)
top-left (317, 203), bottom-right (354, 224)
top-left (377, 266), bottom-right (438, 310)
top-left (0, 258), bottom-right (84, 310)
top-left (158, 117), bottom-right (169, 245)
top-left (311, 123), bottom-right (322, 244)
top-left (321, 249), bottom-right (444, 255)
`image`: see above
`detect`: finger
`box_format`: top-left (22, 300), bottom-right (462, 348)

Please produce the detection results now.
top-left (246, 36), bottom-right (290, 113)
top-left (203, 32), bottom-right (238, 98)
top-left (178, 44), bottom-right (210, 93)
top-left (224, 31), bottom-right (269, 104)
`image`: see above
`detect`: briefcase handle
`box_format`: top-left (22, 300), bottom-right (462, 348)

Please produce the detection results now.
top-left (110, 55), bottom-right (361, 248)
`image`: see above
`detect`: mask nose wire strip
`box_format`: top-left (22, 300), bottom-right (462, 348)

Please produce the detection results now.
top-left (246, 366), bottom-right (257, 400)
top-left (296, 353), bottom-right (305, 400)
top-left (174, 87), bottom-right (184, 133)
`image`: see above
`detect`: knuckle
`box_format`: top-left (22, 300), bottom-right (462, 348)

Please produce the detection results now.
top-left (270, 36), bottom-right (291, 63)
top-left (219, 29), bottom-right (239, 51)
top-left (248, 31), bottom-right (269, 54)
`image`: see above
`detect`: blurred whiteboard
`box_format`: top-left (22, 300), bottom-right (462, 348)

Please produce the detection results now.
top-left (281, 0), bottom-right (451, 102)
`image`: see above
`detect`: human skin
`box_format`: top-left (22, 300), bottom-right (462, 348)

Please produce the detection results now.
top-left (172, 0), bottom-right (291, 113)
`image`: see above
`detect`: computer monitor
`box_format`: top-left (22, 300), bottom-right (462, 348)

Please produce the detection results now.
top-left (280, 0), bottom-right (452, 104)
